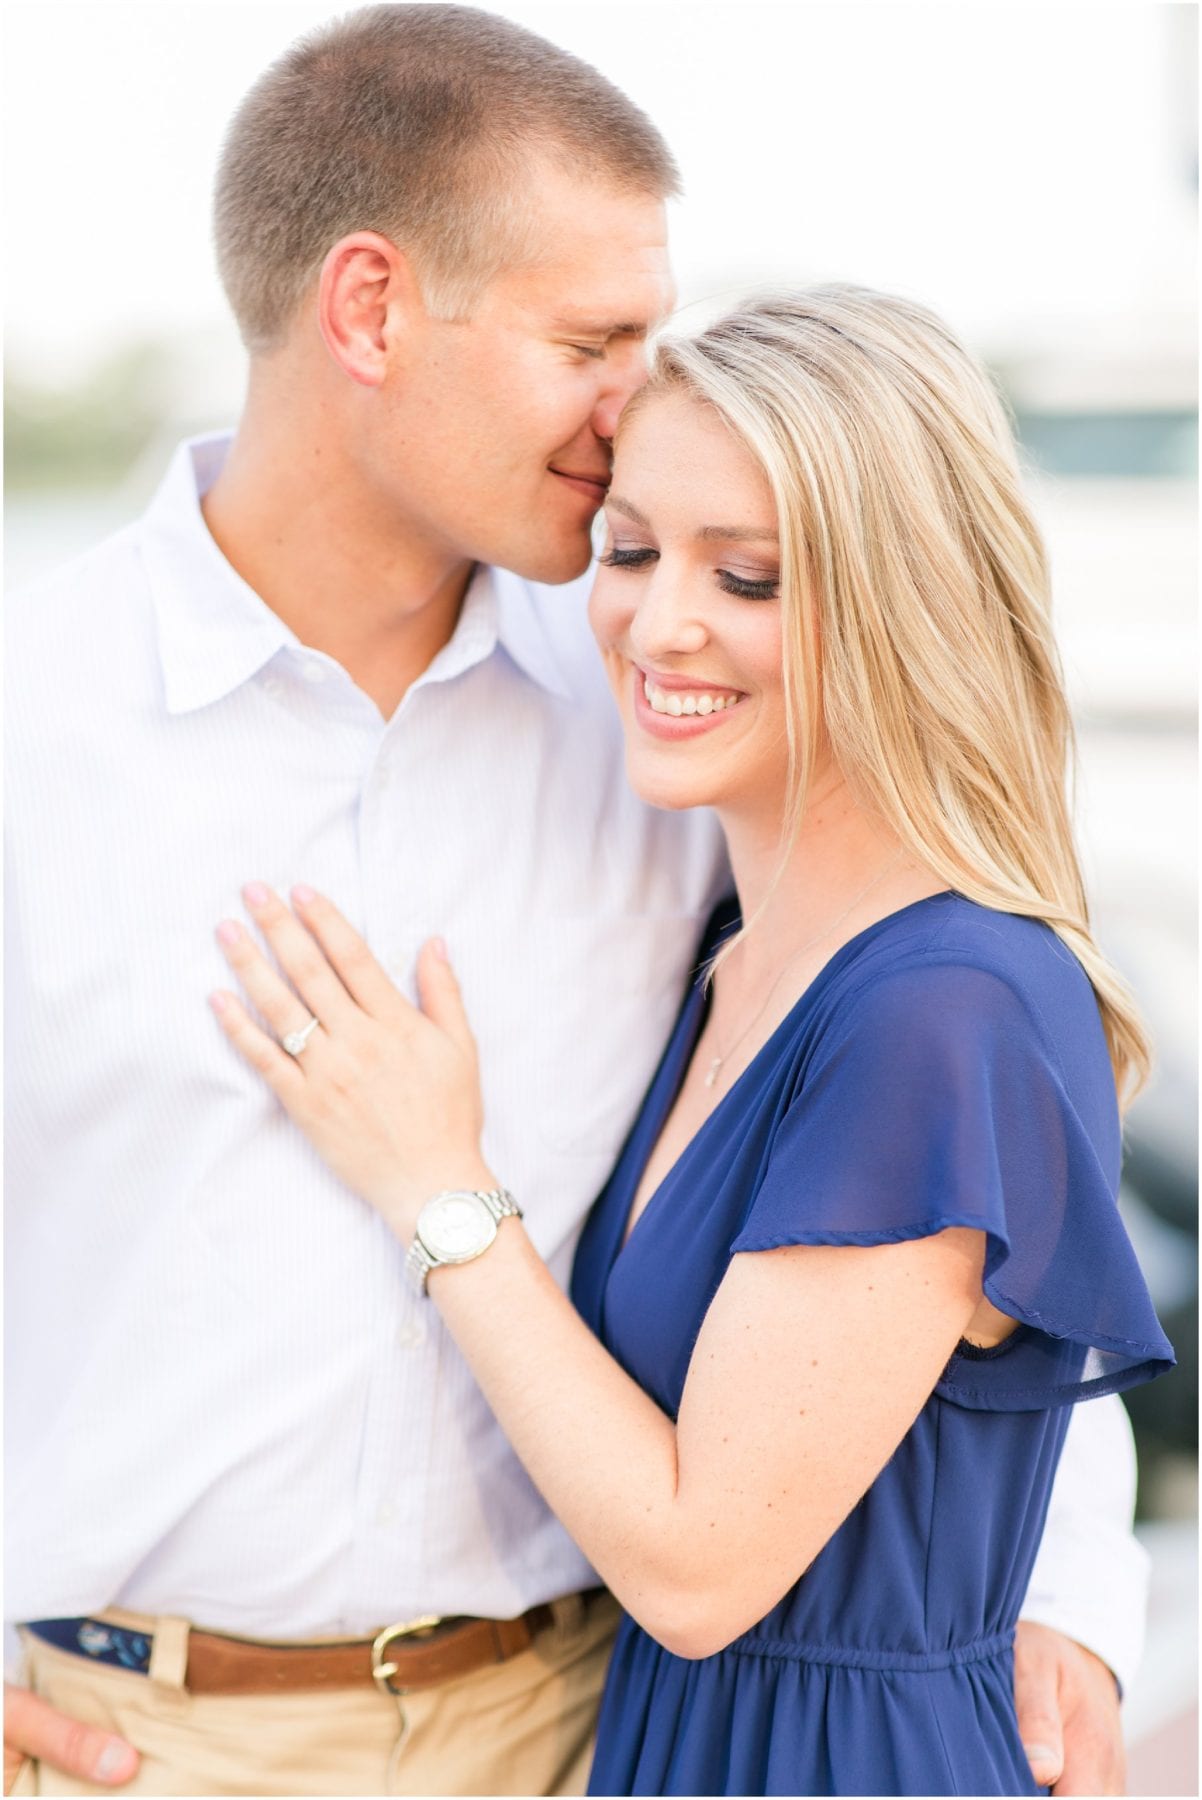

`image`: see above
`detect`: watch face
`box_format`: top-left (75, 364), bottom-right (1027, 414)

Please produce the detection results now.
top-left (419, 1191), bottom-right (496, 1264)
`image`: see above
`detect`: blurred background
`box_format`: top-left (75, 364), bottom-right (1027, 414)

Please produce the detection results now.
top-left (5, 2), bottom-right (1197, 1788)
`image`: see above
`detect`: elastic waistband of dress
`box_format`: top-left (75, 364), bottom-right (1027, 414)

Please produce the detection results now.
top-left (727, 1630), bottom-right (1015, 1672)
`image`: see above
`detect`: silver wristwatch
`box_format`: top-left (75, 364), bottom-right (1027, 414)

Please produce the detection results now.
top-left (406, 1187), bottom-right (523, 1295)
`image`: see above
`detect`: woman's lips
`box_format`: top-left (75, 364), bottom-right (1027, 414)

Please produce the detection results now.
top-left (631, 666), bottom-right (747, 740)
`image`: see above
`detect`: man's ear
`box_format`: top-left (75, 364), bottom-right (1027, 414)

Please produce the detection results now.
top-left (315, 230), bottom-right (423, 388)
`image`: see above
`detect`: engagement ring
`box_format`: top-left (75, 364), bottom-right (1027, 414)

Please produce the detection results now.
top-left (281, 1015), bottom-right (320, 1057)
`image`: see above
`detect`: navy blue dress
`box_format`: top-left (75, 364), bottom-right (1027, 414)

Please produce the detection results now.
top-left (572, 893), bottom-right (1173, 1797)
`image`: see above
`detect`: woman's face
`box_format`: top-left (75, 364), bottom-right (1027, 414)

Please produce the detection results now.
top-left (589, 391), bottom-right (790, 818)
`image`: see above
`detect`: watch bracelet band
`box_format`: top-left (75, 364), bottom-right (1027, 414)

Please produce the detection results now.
top-left (480, 1186), bottom-right (523, 1224)
top-left (406, 1187), bottom-right (522, 1296)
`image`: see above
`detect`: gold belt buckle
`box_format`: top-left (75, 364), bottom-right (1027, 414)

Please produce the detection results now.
top-left (371, 1615), bottom-right (444, 1696)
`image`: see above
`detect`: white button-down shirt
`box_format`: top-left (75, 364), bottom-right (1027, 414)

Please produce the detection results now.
top-left (6, 436), bottom-right (1147, 1686)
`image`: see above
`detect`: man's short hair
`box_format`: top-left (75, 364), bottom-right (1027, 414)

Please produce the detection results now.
top-left (214, 4), bottom-right (680, 353)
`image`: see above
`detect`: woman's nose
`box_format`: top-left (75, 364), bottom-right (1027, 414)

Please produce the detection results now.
top-left (628, 573), bottom-right (709, 663)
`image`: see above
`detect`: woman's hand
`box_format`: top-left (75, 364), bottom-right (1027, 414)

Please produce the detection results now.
top-left (209, 882), bottom-right (492, 1239)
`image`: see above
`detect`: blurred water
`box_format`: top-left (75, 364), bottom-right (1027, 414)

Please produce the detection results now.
top-left (6, 491), bottom-right (137, 586)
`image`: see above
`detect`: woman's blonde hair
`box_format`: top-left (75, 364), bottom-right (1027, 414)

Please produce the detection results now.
top-left (638, 285), bottom-right (1149, 1107)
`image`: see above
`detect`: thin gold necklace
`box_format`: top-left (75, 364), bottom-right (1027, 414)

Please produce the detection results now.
top-left (702, 849), bottom-right (905, 1090)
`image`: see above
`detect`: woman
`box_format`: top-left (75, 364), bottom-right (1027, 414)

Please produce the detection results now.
top-left (209, 287), bottom-right (1172, 1796)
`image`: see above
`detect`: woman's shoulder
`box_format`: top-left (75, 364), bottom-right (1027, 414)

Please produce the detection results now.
top-left (735, 889), bottom-right (1168, 1409)
top-left (834, 892), bottom-right (1096, 1023)
top-left (810, 893), bottom-right (1113, 1106)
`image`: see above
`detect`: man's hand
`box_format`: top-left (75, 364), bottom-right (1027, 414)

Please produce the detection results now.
top-left (1014, 1621), bottom-right (1126, 1795)
top-left (3, 1684), bottom-right (139, 1794)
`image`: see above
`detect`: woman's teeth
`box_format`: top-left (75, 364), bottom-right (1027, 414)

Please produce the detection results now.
top-left (643, 678), bottom-right (742, 717)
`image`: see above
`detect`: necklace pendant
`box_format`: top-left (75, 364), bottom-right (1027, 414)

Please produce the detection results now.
top-left (704, 1057), bottom-right (723, 1089)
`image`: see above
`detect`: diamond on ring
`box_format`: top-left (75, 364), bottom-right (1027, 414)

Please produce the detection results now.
top-left (282, 1015), bottom-right (320, 1057)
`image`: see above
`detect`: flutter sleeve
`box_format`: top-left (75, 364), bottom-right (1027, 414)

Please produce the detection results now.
top-left (730, 956), bottom-right (1174, 1410)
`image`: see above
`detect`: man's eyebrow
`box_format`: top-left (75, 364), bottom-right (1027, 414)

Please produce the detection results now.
top-left (551, 317), bottom-right (650, 338)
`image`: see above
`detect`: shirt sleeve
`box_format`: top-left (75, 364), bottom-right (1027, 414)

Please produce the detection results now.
top-left (730, 957), bottom-right (1174, 1409)
top-left (1018, 1393), bottom-right (1148, 1695)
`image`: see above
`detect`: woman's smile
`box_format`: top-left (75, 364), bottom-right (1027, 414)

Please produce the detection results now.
top-left (631, 664), bottom-right (748, 738)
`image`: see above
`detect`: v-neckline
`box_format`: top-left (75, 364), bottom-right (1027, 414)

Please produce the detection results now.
top-left (614, 891), bottom-right (955, 1267)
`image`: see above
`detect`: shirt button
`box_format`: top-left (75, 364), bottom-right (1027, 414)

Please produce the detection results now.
top-left (375, 1501), bottom-right (397, 1528)
top-left (301, 661), bottom-right (326, 684)
top-left (262, 676), bottom-right (283, 697)
top-left (396, 1321), bottom-right (426, 1350)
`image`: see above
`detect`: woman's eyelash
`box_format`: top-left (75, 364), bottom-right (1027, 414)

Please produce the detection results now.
top-left (599, 547), bottom-right (657, 568)
top-left (598, 547), bottom-right (778, 600)
top-left (718, 571), bottom-right (779, 600)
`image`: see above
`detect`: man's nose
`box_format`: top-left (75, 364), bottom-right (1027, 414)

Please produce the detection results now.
top-left (592, 346), bottom-right (650, 443)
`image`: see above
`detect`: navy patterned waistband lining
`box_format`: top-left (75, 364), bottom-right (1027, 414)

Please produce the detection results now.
top-left (25, 1619), bottom-right (152, 1674)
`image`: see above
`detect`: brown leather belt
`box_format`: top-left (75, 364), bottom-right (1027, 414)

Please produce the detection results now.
top-left (184, 1603), bottom-right (559, 1695)
top-left (28, 1595), bottom-right (609, 1696)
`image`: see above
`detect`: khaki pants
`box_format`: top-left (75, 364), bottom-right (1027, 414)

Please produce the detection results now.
top-left (14, 1593), bottom-right (620, 1798)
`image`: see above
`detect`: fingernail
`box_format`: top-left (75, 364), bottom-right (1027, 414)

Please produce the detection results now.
top-left (208, 992), bottom-right (229, 1014)
top-left (432, 936), bottom-right (448, 961)
top-left (1023, 1745), bottom-right (1057, 1774)
top-left (93, 1740), bottom-right (138, 1782)
top-left (242, 881), bottom-right (270, 907)
top-left (292, 884), bottom-right (316, 906)
top-left (216, 920), bottom-right (242, 947)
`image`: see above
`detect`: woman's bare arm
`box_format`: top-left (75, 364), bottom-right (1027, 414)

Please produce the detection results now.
top-left (428, 1219), bottom-right (982, 1656)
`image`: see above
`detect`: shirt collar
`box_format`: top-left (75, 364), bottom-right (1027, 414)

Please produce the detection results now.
top-left (140, 432), bottom-right (573, 715)
top-left (139, 433), bottom-right (295, 715)
top-left (489, 566), bottom-right (574, 701)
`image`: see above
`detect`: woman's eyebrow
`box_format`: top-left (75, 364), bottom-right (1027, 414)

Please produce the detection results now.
top-left (606, 494), bottom-right (651, 524)
top-left (605, 496), bottom-right (778, 544)
top-left (696, 524), bottom-right (779, 543)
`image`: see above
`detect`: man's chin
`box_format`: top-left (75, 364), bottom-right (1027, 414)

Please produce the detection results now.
top-left (500, 530), bottom-right (594, 588)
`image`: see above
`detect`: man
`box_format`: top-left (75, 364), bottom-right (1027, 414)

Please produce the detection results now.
top-left (5, 7), bottom-right (1145, 1795)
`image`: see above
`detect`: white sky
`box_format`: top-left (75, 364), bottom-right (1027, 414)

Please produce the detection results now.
top-left (4, 1), bottom-right (1196, 384)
